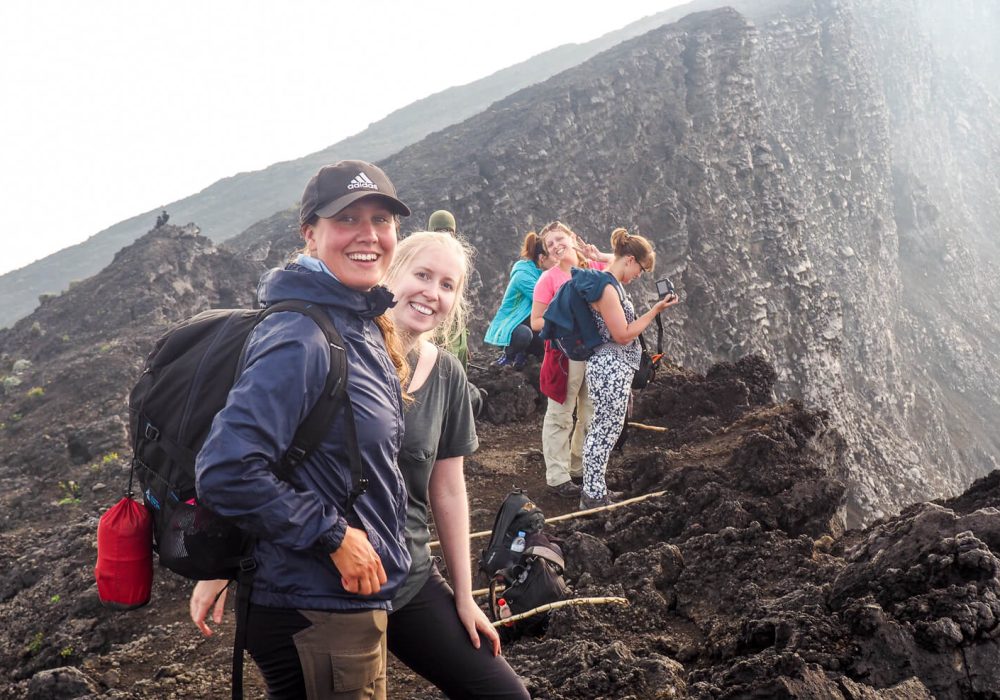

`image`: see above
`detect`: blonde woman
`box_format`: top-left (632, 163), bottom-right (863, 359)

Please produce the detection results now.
top-left (382, 231), bottom-right (528, 699)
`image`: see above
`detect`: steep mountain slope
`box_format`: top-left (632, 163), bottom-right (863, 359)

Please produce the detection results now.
top-left (0, 3), bottom-right (709, 330)
top-left (374, 0), bottom-right (1000, 521)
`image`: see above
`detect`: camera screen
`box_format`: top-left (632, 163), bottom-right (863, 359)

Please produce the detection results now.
top-left (656, 278), bottom-right (674, 297)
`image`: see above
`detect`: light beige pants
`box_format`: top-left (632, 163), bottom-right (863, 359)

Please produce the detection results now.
top-left (542, 358), bottom-right (593, 486)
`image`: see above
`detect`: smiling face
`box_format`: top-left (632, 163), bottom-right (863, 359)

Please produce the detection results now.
top-left (543, 228), bottom-right (577, 267)
top-left (300, 196), bottom-right (398, 291)
top-left (388, 242), bottom-right (464, 338)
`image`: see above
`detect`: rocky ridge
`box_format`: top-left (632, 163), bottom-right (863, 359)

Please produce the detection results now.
top-left (0, 225), bottom-right (998, 696)
top-left (229, 0), bottom-right (999, 523)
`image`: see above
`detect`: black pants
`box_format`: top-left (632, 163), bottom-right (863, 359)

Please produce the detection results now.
top-left (245, 605), bottom-right (387, 699)
top-left (388, 566), bottom-right (530, 700)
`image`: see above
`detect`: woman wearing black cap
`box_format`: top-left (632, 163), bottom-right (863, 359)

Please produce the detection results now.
top-left (190, 160), bottom-right (412, 699)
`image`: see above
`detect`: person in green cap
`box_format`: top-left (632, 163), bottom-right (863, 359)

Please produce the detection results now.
top-left (425, 209), bottom-right (485, 417)
top-left (428, 209), bottom-right (457, 235)
top-left (427, 210), bottom-right (468, 366)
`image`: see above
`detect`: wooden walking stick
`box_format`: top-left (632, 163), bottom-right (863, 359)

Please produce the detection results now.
top-left (627, 421), bottom-right (668, 433)
top-left (492, 596), bottom-right (629, 627)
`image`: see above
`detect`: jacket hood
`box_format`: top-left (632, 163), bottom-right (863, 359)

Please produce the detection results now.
top-left (258, 263), bottom-right (395, 319)
top-left (511, 259), bottom-right (541, 276)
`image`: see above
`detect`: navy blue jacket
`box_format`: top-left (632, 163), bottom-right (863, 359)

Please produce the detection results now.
top-left (195, 263), bottom-right (410, 610)
top-left (540, 268), bottom-right (618, 354)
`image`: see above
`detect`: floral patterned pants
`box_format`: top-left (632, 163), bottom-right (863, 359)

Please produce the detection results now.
top-left (582, 353), bottom-right (634, 498)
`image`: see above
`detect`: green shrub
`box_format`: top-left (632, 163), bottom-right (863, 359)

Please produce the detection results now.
top-left (26, 386), bottom-right (44, 399)
top-left (57, 480), bottom-right (80, 506)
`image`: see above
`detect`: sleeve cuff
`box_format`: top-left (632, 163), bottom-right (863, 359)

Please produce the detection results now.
top-left (313, 517), bottom-right (348, 555)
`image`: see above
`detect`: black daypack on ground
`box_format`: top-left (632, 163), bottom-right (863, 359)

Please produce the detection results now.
top-left (126, 299), bottom-right (366, 700)
top-left (478, 490), bottom-right (545, 581)
top-left (479, 491), bottom-right (571, 640)
top-left (488, 531), bottom-right (571, 641)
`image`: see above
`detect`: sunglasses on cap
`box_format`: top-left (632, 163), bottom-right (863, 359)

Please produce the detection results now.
top-left (538, 220), bottom-right (567, 236)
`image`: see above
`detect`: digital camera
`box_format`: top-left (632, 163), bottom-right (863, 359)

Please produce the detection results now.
top-left (656, 277), bottom-right (675, 298)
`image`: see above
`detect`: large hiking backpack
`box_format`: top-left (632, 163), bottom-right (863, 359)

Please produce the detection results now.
top-left (479, 491), bottom-right (571, 640)
top-left (101, 299), bottom-right (366, 700)
top-left (126, 299), bottom-right (364, 582)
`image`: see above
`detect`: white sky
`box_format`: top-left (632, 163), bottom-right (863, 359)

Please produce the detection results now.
top-left (0, 0), bottom-right (685, 276)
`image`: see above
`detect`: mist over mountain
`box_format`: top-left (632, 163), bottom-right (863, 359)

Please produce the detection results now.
top-left (0, 3), bottom-right (707, 330)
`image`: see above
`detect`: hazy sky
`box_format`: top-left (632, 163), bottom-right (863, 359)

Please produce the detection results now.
top-left (0, 0), bottom-right (686, 276)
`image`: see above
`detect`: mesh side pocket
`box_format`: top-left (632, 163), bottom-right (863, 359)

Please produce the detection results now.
top-left (158, 500), bottom-right (248, 580)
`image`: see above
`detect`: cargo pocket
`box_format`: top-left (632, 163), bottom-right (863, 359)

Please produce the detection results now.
top-left (329, 642), bottom-right (381, 692)
top-left (295, 609), bottom-right (387, 699)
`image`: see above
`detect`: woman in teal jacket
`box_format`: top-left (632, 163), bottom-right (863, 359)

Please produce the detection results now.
top-left (483, 230), bottom-right (550, 367)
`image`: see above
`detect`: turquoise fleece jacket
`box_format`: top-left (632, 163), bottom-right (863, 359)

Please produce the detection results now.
top-left (484, 259), bottom-right (542, 346)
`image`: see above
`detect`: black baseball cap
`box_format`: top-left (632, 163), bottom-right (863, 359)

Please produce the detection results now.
top-left (299, 160), bottom-right (411, 225)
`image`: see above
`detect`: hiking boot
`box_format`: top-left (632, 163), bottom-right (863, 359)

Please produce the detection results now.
top-left (546, 480), bottom-right (581, 499)
top-left (579, 490), bottom-right (623, 509)
top-left (511, 352), bottom-right (527, 370)
top-left (494, 352), bottom-right (510, 367)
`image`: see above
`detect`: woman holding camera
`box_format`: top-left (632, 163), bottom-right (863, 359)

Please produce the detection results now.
top-left (579, 228), bottom-right (679, 509)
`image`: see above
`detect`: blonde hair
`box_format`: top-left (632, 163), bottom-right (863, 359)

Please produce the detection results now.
top-left (383, 231), bottom-right (472, 350)
top-left (610, 227), bottom-right (655, 272)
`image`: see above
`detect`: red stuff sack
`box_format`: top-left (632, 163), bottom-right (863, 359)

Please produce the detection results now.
top-left (95, 496), bottom-right (153, 610)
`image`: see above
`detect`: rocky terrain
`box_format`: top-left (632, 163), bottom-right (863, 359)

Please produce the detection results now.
top-left (1, 228), bottom-right (999, 697)
top-left (3, 2), bottom-right (997, 522)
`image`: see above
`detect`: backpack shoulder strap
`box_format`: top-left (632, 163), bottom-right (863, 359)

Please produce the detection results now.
top-left (250, 300), bottom-right (367, 505)
top-left (523, 544), bottom-right (566, 573)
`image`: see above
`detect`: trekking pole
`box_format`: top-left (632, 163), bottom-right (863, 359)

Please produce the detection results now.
top-left (490, 596), bottom-right (629, 627)
top-left (430, 490), bottom-right (670, 548)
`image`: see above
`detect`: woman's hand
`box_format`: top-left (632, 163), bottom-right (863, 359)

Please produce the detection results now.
top-left (455, 594), bottom-right (502, 657)
top-left (577, 241), bottom-right (612, 264)
top-left (330, 526), bottom-right (388, 595)
top-left (190, 579), bottom-right (230, 637)
top-left (653, 293), bottom-right (680, 314)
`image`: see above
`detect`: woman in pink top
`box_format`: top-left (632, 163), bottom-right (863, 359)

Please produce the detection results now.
top-left (529, 221), bottom-right (609, 498)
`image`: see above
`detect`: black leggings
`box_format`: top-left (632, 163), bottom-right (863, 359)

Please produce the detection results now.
top-left (388, 566), bottom-right (529, 700)
top-left (505, 321), bottom-right (544, 360)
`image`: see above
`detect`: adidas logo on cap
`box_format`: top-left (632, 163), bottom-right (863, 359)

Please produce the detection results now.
top-left (347, 172), bottom-right (379, 191)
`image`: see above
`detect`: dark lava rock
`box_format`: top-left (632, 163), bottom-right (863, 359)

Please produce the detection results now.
top-left (27, 666), bottom-right (98, 700)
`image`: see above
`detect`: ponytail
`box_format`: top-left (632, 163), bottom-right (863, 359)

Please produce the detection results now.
top-left (610, 227), bottom-right (656, 273)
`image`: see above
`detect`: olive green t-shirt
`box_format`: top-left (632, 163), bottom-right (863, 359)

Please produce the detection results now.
top-left (391, 349), bottom-right (479, 610)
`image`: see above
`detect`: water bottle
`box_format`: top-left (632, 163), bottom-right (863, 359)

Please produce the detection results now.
top-left (510, 530), bottom-right (526, 554)
top-left (497, 597), bottom-right (514, 626)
